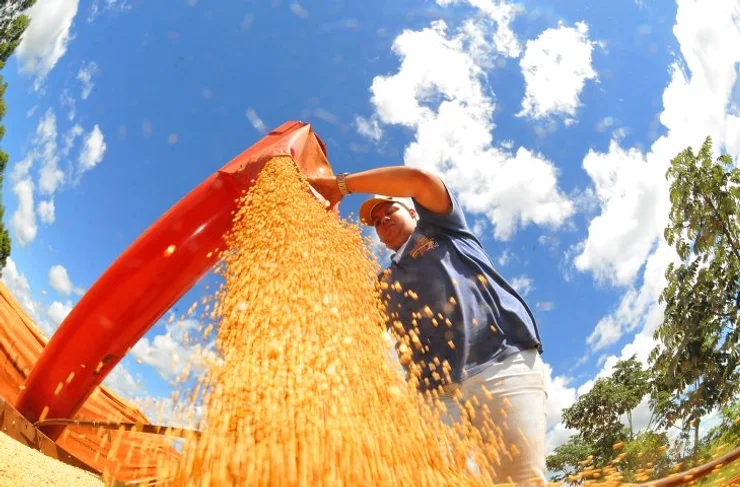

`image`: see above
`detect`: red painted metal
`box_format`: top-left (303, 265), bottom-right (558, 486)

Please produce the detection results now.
top-left (15, 122), bottom-right (334, 440)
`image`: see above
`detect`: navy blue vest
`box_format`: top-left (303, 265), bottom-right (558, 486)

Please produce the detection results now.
top-left (379, 190), bottom-right (543, 392)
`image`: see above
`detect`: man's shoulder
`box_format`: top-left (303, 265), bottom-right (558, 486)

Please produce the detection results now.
top-left (416, 218), bottom-right (475, 248)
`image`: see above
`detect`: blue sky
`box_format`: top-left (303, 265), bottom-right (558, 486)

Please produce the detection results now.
top-left (2, 0), bottom-right (739, 452)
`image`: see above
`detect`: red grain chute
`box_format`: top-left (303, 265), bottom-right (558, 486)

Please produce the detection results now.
top-left (15, 121), bottom-right (334, 441)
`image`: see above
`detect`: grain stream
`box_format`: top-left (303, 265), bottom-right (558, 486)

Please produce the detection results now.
top-left (168, 157), bottom-right (507, 486)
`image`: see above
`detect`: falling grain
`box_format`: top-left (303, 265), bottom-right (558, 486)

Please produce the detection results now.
top-left (170, 157), bottom-right (499, 486)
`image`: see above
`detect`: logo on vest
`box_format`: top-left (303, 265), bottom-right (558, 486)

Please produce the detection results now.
top-left (409, 236), bottom-right (439, 259)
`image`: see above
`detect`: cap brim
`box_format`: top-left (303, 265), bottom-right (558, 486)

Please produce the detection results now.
top-left (359, 197), bottom-right (399, 226)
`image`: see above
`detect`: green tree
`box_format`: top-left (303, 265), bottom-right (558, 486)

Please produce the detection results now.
top-left (546, 429), bottom-right (669, 484)
top-left (561, 376), bottom-right (629, 466)
top-left (698, 399), bottom-right (740, 460)
top-left (560, 356), bottom-right (651, 466)
top-left (612, 356), bottom-right (651, 438)
top-left (545, 435), bottom-right (595, 484)
top-left (650, 136), bottom-right (740, 460)
top-left (620, 431), bottom-right (671, 482)
top-left (0, 1), bottom-right (34, 63)
top-left (0, 0), bottom-right (36, 273)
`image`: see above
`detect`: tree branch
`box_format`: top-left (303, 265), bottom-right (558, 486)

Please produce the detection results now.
top-left (704, 195), bottom-right (740, 262)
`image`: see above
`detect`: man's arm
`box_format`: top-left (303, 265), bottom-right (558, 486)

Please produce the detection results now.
top-left (308, 167), bottom-right (452, 215)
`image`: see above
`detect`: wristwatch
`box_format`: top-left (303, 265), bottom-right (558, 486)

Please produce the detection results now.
top-left (336, 173), bottom-right (350, 195)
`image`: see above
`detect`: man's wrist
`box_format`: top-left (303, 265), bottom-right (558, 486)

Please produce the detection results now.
top-left (336, 173), bottom-right (351, 195)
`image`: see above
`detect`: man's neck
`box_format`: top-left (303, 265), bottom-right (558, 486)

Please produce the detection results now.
top-left (391, 236), bottom-right (412, 263)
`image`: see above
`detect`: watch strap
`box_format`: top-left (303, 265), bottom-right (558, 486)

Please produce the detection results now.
top-left (337, 173), bottom-right (350, 195)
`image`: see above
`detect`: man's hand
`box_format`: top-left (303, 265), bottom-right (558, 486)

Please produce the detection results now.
top-left (307, 175), bottom-right (344, 210)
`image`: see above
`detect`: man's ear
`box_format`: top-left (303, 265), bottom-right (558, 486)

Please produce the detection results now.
top-left (409, 208), bottom-right (418, 220)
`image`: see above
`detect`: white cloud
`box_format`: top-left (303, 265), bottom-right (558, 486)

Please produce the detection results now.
top-left (510, 275), bottom-right (534, 297)
top-left (574, 142), bottom-right (668, 286)
top-left (8, 110), bottom-right (105, 244)
top-left (436, 0), bottom-right (522, 58)
top-left (137, 396), bottom-right (203, 429)
top-left (545, 314), bottom-right (721, 451)
top-left (142, 119), bottom-right (153, 137)
top-left (574, 0), bottom-right (740, 287)
top-left (37, 199), bottom-right (55, 224)
top-left (39, 163), bottom-right (63, 197)
top-left (34, 109), bottom-right (64, 196)
top-left (1, 258), bottom-right (40, 324)
top-left (10, 153), bottom-right (33, 183)
top-left (547, 347), bottom-right (681, 453)
top-left (536, 301), bottom-right (555, 311)
top-left (289, 2), bottom-right (309, 19)
top-left (497, 249), bottom-right (512, 266)
top-left (566, 17), bottom-right (740, 444)
top-left (628, 397), bottom-right (653, 432)
top-left (518, 21), bottom-right (598, 121)
top-left (49, 264), bottom-right (72, 295)
top-left (1, 259), bottom-right (71, 337)
top-left (78, 124), bottom-right (107, 172)
top-left (585, 315), bottom-right (622, 352)
top-left (11, 179), bottom-right (37, 247)
top-left (47, 300), bottom-right (72, 326)
top-left (9, 110), bottom-right (66, 243)
top-left (102, 363), bottom-right (142, 402)
top-left (566, 328), bottom-right (663, 437)
top-left (88, 0), bottom-right (131, 22)
top-left (131, 318), bottom-right (219, 383)
top-left (697, 408), bottom-right (723, 439)
top-left (593, 331), bottom-right (660, 387)
top-left (587, 241), bottom-right (678, 350)
top-left (366, 20), bottom-right (573, 240)
top-left (3, 261), bottom-right (137, 400)
top-left (60, 89), bottom-right (76, 121)
top-left (241, 14), bottom-right (254, 32)
top-left (246, 108), bottom-right (267, 134)
top-left (547, 421), bottom-right (577, 455)
top-left (544, 363), bottom-right (578, 453)
top-left (569, 245), bottom-right (691, 439)
top-left (538, 235), bottom-right (556, 247)
top-left (576, 379), bottom-right (595, 398)
top-left (471, 218), bottom-right (487, 236)
top-left (567, 278), bottom-right (673, 434)
top-left (48, 264), bottom-right (84, 296)
top-left (15, 0), bottom-right (80, 90)
top-left (539, 0), bottom-right (740, 455)
top-left (355, 116), bottom-right (383, 141)
top-left (62, 124), bottom-right (84, 156)
top-left (77, 61), bottom-right (99, 100)
top-left (369, 21), bottom-right (487, 127)
top-left (545, 366), bottom-right (576, 430)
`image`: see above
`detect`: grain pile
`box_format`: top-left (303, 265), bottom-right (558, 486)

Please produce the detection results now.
top-left (0, 432), bottom-right (103, 487)
top-left (170, 156), bottom-right (501, 486)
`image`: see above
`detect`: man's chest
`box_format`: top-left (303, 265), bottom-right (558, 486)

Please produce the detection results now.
top-left (382, 232), bottom-right (458, 317)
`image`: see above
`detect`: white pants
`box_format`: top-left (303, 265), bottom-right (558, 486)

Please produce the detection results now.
top-left (383, 333), bottom-right (548, 485)
top-left (440, 350), bottom-right (548, 486)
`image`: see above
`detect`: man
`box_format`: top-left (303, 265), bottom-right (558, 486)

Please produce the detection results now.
top-left (309, 166), bottom-right (548, 485)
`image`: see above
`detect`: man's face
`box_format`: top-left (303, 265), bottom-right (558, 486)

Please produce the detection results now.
top-left (370, 202), bottom-right (417, 251)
